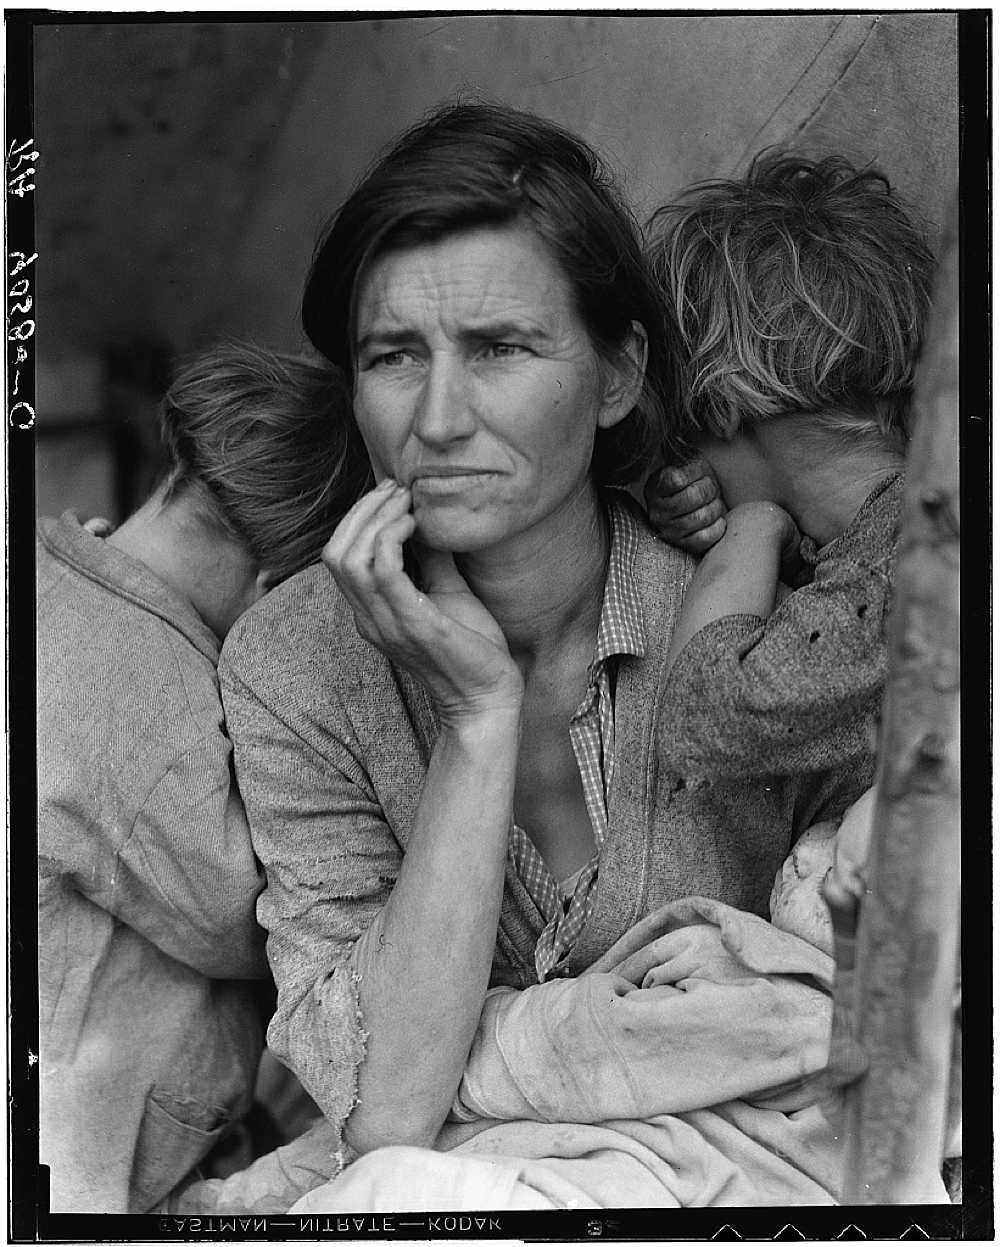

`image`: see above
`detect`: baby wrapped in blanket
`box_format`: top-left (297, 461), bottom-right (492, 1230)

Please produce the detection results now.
top-left (282, 789), bottom-right (953, 1212)
top-left (170, 789), bottom-right (952, 1212)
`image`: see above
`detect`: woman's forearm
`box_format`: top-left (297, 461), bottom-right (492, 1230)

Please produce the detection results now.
top-left (344, 705), bottom-right (521, 1155)
top-left (320, 482), bottom-right (527, 1152)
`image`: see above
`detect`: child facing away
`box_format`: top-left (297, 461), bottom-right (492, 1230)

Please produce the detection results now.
top-left (36, 342), bottom-right (370, 1212)
top-left (643, 150), bottom-right (936, 786)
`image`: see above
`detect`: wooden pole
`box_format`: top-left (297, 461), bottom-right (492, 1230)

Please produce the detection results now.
top-left (840, 198), bottom-right (961, 1204)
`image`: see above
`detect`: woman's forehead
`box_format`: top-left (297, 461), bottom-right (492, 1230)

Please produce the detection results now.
top-left (356, 225), bottom-right (574, 332)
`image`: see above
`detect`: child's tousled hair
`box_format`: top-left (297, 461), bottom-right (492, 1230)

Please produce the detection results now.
top-left (647, 150), bottom-right (936, 456)
top-left (159, 341), bottom-right (372, 583)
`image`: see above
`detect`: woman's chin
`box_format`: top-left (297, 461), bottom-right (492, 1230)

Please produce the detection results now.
top-left (412, 503), bottom-right (504, 554)
top-left (413, 525), bottom-right (491, 554)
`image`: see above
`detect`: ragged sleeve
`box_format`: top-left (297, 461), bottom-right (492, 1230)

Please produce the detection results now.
top-left (661, 541), bottom-right (894, 779)
top-left (219, 630), bottom-right (402, 1151)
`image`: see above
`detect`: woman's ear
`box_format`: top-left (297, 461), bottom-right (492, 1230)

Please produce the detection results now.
top-left (597, 320), bottom-right (648, 430)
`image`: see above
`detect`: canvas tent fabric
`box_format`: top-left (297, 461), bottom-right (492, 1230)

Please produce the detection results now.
top-left (33, 14), bottom-right (958, 361)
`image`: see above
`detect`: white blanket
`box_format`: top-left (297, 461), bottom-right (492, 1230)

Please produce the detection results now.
top-left (188, 898), bottom-right (950, 1211)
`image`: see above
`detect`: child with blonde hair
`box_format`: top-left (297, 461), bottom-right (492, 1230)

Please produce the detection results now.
top-left (644, 151), bottom-right (935, 790)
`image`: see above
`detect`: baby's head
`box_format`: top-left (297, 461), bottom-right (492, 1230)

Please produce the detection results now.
top-left (770, 787), bottom-right (877, 954)
top-left (159, 341), bottom-right (372, 586)
top-left (647, 151), bottom-right (935, 467)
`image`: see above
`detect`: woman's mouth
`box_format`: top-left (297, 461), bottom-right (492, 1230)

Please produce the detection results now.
top-left (410, 468), bottom-right (496, 493)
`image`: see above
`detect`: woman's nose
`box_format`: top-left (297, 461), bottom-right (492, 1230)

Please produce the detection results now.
top-left (412, 357), bottom-right (476, 446)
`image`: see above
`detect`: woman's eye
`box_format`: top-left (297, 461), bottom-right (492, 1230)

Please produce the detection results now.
top-left (485, 342), bottom-right (526, 360)
top-left (362, 349), bottom-right (410, 370)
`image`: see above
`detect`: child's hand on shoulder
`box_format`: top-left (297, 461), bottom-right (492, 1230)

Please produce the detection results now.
top-left (83, 515), bottom-right (115, 538)
top-left (645, 457), bottom-right (727, 554)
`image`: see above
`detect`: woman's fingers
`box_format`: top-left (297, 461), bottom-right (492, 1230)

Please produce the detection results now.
top-left (320, 480), bottom-right (520, 714)
top-left (324, 481), bottom-right (474, 643)
top-left (371, 509), bottom-right (417, 585)
top-left (324, 482), bottom-right (416, 628)
top-left (326, 483), bottom-right (411, 585)
top-left (324, 478), bottom-right (402, 568)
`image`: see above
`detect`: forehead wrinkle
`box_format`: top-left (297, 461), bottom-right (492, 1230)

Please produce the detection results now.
top-left (358, 234), bottom-right (573, 343)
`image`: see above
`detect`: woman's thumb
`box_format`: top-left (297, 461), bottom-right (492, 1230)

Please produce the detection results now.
top-left (413, 544), bottom-right (470, 595)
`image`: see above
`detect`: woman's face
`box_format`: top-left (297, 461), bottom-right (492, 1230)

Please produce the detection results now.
top-left (352, 224), bottom-right (632, 553)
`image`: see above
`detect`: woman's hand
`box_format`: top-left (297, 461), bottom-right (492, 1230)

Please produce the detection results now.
top-left (322, 478), bottom-right (522, 1155)
top-left (323, 479), bottom-right (523, 722)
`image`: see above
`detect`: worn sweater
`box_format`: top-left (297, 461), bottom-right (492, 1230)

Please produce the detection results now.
top-left (37, 512), bottom-right (268, 1213)
top-left (662, 473), bottom-right (902, 778)
top-left (219, 493), bottom-right (867, 1149)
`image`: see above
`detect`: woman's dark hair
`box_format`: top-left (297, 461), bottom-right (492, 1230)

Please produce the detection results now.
top-left (646, 150), bottom-right (936, 454)
top-left (160, 341), bottom-right (372, 583)
top-left (302, 101), bottom-right (683, 485)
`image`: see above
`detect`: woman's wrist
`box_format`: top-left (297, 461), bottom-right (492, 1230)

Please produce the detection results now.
top-left (437, 692), bottom-right (524, 747)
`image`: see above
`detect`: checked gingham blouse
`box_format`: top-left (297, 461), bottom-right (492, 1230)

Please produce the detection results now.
top-left (509, 493), bottom-right (645, 981)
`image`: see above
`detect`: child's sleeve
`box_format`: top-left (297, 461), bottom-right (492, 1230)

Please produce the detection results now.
top-left (107, 732), bottom-right (270, 980)
top-left (661, 545), bottom-right (893, 779)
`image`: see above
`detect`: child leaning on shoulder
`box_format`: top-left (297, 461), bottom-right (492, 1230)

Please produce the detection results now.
top-left (37, 342), bottom-right (369, 1213)
top-left (644, 151), bottom-right (935, 802)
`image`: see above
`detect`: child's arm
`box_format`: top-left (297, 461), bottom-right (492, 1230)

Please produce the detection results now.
top-left (665, 501), bottom-right (799, 675)
top-left (660, 482), bottom-right (900, 781)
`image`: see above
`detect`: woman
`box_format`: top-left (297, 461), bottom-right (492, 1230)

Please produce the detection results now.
top-left (37, 343), bottom-right (365, 1211)
top-left (219, 103), bottom-right (867, 1173)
